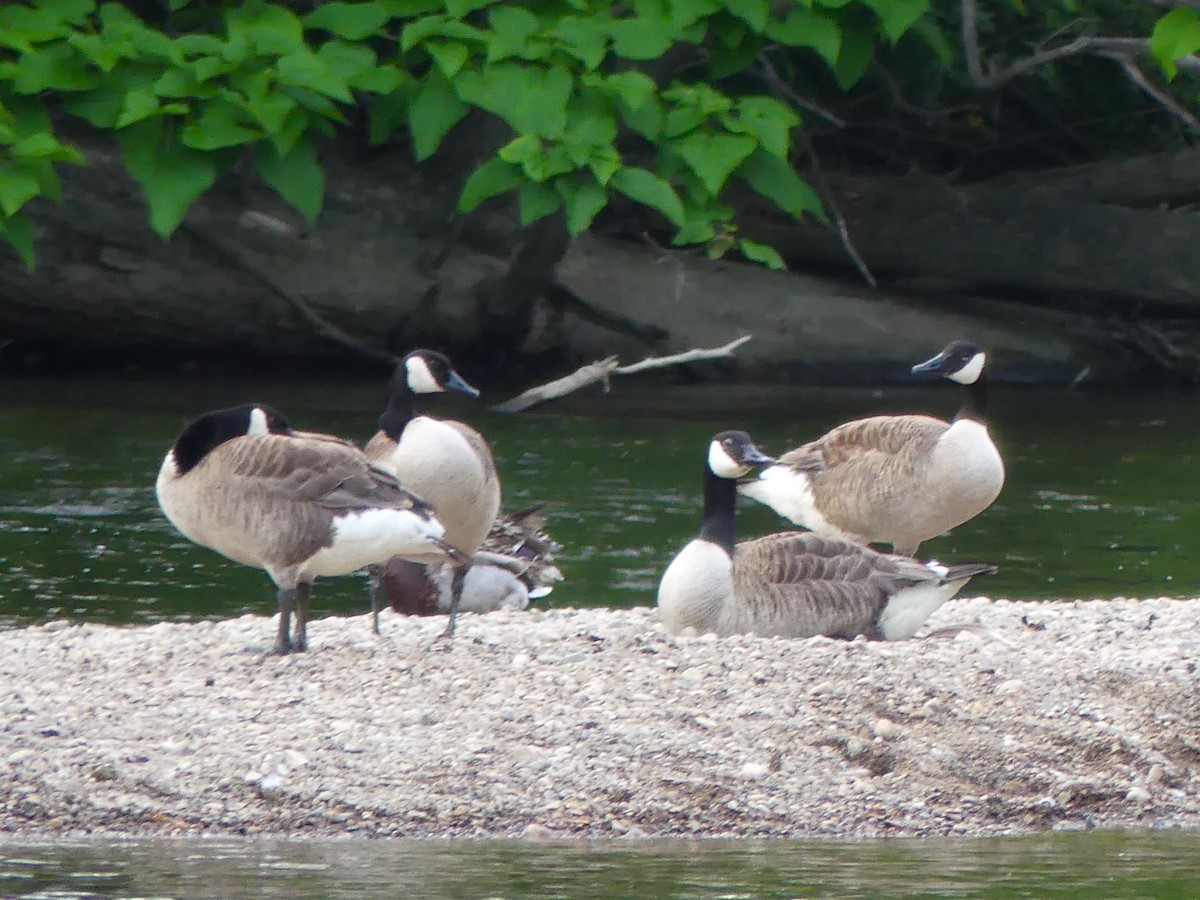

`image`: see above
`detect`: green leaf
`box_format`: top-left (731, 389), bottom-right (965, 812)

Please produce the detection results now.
top-left (14, 43), bottom-right (98, 94)
top-left (737, 148), bottom-right (823, 219)
top-left (115, 86), bottom-right (161, 129)
top-left (256, 139), bottom-right (324, 225)
top-left (0, 167), bottom-right (40, 217)
top-left (738, 238), bottom-right (785, 269)
top-left (9, 133), bottom-right (84, 163)
top-left (766, 8), bottom-right (842, 67)
top-left (550, 16), bottom-right (608, 70)
top-left (456, 63), bottom-right (571, 137)
top-left (118, 119), bottom-right (219, 236)
top-left (730, 96), bottom-right (800, 157)
top-left (833, 15), bottom-right (876, 89)
top-left (721, 0), bottom-right (768, 32)
top-left (427, 40), bottom-right (470, 78)
top-left (0, 214), bottom-right (35, 267)
top-left (603, 71), bottom-right (657, 112)
top-left (409, 72), bottom-right (468, 160)
top-left (352, 62), bottom-right (406, 94)
top-left (518, 180), bottom-right (561, 225)
top-left (368, 83), bottom-right (414, 145)
top-left (610, 167), bottom-right (685, 226)
top-left (1151, 8), bottom-right (1200, 79)
top-left (674, 132), bottom-right (756, 195)
top-left (559, 177), bottom-right (607, 235)
top-left (458, 156), bottom-right (524, 212)
top-left (229, 70), bottom-right (298, 135)
top-left (401, 16), bottom-right (488, 52)
top-left (276, 50), bottom-right (353, 103)
top-left (225, 4), bottom-right (305, 56)
top-left (609, 14), bottom-right (677, 60)
top-left (303, 2), bottom-right (389, 40)
top-left (910, 17), bottom-right (952, 68)
top-left (487, 6), bottom-right (540, 63)
top-left (861, 0), bottom-right (928, 43)
top-left (181, 100), bottom-right (260, 149)
top-left (446, 0), bottom-right (495, 15)
top-left (586, 145), bottom-right (620, 184)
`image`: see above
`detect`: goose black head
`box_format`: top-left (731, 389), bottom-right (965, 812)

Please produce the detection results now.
top-left (911, 340), bottom-right (987, 385)
top-left (401, 349), bottom-right (480, 397)
top-left (707, 431), bottom-right (775, 479)
top-left (171, 404), bottom-right (291, 475)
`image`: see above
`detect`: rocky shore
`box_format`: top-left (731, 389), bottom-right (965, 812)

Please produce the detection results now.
top-left (1, 596), bottom-right (1197, 840)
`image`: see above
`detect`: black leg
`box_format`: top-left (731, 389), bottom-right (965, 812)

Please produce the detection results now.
top-left (274, 586), bottom-right (295, 655)
top-left (440, 565), bottom-right (468, 638)
top-left (293, 582), bottom-right (312, 652)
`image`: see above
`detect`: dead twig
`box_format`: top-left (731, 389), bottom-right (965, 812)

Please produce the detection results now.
top-left (492, 335), bottom-right (752, 413)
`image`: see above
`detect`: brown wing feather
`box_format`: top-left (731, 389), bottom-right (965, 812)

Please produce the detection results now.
top-left (778, 415), bottom-right (948, 473)
top-left (731, 532), bottom-right (938, 639)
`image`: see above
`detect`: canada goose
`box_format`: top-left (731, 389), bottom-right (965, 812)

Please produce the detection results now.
top-left (364, 349), bottom-right (502, 636)
top-left (737, 340), bottom-right (1004, 556)
top-left (657, 431), bottom-right (997, 640)
top-left (372, 503), bottom-right (563, 626)
top-left (156, 404), bottom-right (456, 654)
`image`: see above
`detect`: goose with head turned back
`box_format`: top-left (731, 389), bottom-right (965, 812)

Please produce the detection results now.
top-left (737, 340), bottom-right (1004, 556)
top-left (657, 431), bottom-right (997, 640)
top-left (364, 349), bottom-right (502, 636)
top-left (155, 404), bottom-right (456, 655)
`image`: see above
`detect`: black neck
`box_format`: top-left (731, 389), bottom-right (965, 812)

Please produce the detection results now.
top-left (378, 375), bottom-right (416, 440)
top-left (955, 375), bottom-right (988, 423)
top-left (699, 464), bottom-right (737, 554)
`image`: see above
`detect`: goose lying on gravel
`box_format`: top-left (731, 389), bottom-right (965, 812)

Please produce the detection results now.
top-left (658, 430), bottom-right (997, 640)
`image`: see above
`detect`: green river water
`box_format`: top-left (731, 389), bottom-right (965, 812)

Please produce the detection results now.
top-left (1, 374), bottom-right (1198, 896)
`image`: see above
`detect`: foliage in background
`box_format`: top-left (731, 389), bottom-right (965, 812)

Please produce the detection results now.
top-left (0, 0), bottom-right (1196, 268)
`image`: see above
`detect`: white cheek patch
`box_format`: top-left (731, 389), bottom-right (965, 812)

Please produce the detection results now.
top-left (708, 442), bottom-right (746, 479)
top-left (247, 407), bottom-right (270, 435)
top-left (949, 352), bottom-right (986, 385)
top-left (406, 356), bottom-right (443, 394)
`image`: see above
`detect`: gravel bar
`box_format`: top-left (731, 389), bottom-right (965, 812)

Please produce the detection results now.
top-left (1, 596), bottom-right (1198, 840)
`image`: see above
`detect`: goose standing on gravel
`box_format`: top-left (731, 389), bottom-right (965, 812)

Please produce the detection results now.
top-left (657, 431), bottom-right (997, 640)
top-left (737, 340), bottom-right (1004, 556)
top-left (156, 404), bottom-right (457, 654)
top-left (364, 349), bottom-right (502, 636)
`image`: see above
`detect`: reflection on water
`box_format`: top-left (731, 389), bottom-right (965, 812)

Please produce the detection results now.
top-left (1, 377), bottom-right (1198, 628)
top-left (1, 830), bottom-right (1199, 898)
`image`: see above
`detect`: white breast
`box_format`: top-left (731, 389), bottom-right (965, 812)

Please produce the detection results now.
top-left (657, 539), bottom-right (733, 635)
top-left (932, 419), bottom-right (1005, 500)
top-left (378, 417), bottom-right (498, 553)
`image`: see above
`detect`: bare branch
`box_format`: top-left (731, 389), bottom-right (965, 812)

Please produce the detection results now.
top-left (961, 0), bottom-right (1200, 90)
top-left (1104, 53), bottom-right (1200, 133)
top-left (756, 55), bottom-right (846, 128)
top-left (491, 336), bottom-right (753, 413)
top-left (614, 335), bottom-right (752, 374)
top-left (491, 357), bottom-right (619, 413)
top-left (796, 130), bottom-right (877, 288)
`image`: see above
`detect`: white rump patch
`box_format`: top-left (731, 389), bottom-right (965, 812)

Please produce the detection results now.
top-left (924, 559), bottom-right (949, 578)
top-left (405, 355), bottom-right (442, 394)
top-left (707, 441), bottom-right (746, 479)
top-left (948, 352), bottom-right (986, 385)
top-left (304, 508), bottom-right (447, 578)
top-left (247, 407), bottom-right (270, 435)
top-left (877, 582), bottom-right (958, 640)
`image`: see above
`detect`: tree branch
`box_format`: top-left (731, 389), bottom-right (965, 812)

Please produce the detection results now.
top-left (1103, 53), bottom-right (1200, 133)
top-left (961, 0), bottom-right (1200, 90)
top-left (491, 336), bottom-right (752, 413)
